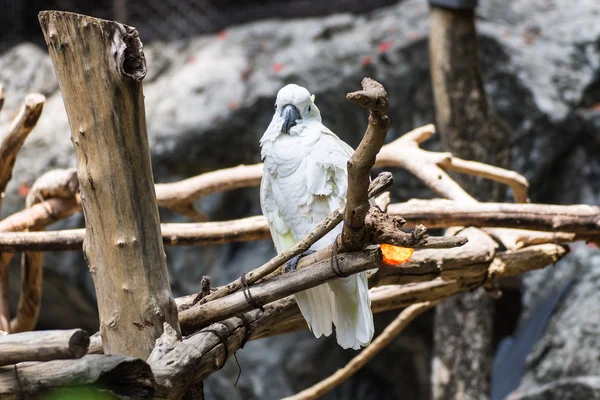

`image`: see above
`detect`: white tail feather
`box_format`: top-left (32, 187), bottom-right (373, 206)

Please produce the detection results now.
top-left (294, 272), bottom-right (373, 349)
top-left (329, 272), bottom-right (374, 349)
top-left (295, 285), bottom-right (333, 338)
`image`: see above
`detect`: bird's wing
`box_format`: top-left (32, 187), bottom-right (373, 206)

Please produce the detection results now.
top-left (260, 171), bottom-right (296, 253)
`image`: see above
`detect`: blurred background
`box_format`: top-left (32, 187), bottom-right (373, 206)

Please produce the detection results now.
top-left (0, 0), bottom-right (599, 399)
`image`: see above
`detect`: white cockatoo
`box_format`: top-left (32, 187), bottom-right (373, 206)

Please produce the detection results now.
top-left (259, 84), bottom-right (374, 349)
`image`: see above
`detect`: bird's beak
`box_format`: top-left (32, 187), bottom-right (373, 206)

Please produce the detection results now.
top-left (281, 104), bottom-right (301, 134)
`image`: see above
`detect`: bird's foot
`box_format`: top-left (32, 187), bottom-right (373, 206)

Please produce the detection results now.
top-left (285, 250), bottom-right (316, 273)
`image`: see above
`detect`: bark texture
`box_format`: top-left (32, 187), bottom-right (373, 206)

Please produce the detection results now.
top-left (38, 11), bottom-right (180, 358)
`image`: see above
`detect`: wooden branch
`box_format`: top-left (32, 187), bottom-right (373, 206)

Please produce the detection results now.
top-left (39, 10), bottom-right (180, 358)
top-left (342, 78), bottom-right (390, 251)
top-left (178, 248), bottom-right (382, 333)
top-left (90, 241), bottom-right (566, 395)
top-left (0, 93), bottom-right (45, 202)
top-left (438, 157), bottom-right (529, 203)
top-left (283, 301), bottom-right (438, 400)
top-left (251, 242), bottom-right (567, 340)
top-left (0, 355), bottom-right (154, 399)
top-left (0, 198), bottom-right (596, 252)
top-left (0, 329), bottom-right (89, 366)
top-left (147, 243), bottom-right (566, 396)
top-left (154, 164), bottom-right (263, 219)
top-left (388, 199), bottom-right (600, 235)
top-left (0, 197), bottom-right (80, 233)
top-left (195, 172), bottom-right (393, 307)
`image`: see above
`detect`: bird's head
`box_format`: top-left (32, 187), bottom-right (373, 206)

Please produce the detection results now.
top-left (273, 84), bottom-right (321, 135)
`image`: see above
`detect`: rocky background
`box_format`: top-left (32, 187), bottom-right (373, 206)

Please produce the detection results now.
top-left (0, 0), bottom-right (599, 399)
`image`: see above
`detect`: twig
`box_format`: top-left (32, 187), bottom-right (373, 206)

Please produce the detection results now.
top-left (342, 78), bottom-right (390, 251)
top-left (283, 301), bottom-right (438, 400)
top-left (0, 329), bottom-right (89, 366)
top-left (195, 172), bottom-right (393, 306)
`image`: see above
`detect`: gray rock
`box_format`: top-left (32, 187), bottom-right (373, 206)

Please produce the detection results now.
top-left (0, 0), bottom-right (599, 398)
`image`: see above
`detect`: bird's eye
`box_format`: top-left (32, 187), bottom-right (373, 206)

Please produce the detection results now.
top-left (274, 103), bottom-right (277, 110)
top-left (308, 105), bottom-right (311, 112)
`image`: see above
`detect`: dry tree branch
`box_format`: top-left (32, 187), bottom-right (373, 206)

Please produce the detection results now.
top-left (0, 328), bottom-right (89, 366)
top-left (0, 92), bottom-right (45, 334)
top-left (388, 199), bottom-right (600, 235)
top-left (0, 200), bottom-right (594, 252)
top-left (154, 164), bottom-right (263, 222)
top-left (283, 301), bottom-right (438, 400)
top-left (0, 94), bottom-right (45, 203)
top-left (342, 78), bottom-right (390, 251)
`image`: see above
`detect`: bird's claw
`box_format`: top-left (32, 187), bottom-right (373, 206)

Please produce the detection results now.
top-left (285, 250), bottom-right (316, 273)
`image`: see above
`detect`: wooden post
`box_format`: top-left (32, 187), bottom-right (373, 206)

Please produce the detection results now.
top-left (38, 11), bottom-right (181, 359)
top-left (429, 4), bottom-right (512, 400)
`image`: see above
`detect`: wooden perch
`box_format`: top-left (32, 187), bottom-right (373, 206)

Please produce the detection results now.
top-left (342, 78), bottom-right (390, 251)
top-left (146, 242), bottom-right (567, 397)
top-left (178, 248), bottom-right (382, 333)
top-left (39, 10), bottom-right (180, 358)
top-left (251, 242), bottom-right (567, 340)
top-left (0, 355), bottom-right (154, 399)
top-left (283, 301), bottom-right (438, 400)
top-left (0, 329), bottom-right (89, 366)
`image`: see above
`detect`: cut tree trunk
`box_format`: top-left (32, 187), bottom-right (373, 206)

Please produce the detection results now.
top-left (0, 355), bottom-right (154, 399)
top-left (429, 5), bottom-right (513, 400)
top-left (0, 329), bottom-right (89, 366)
top-left (38, 11), bottom-right (181, 359)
